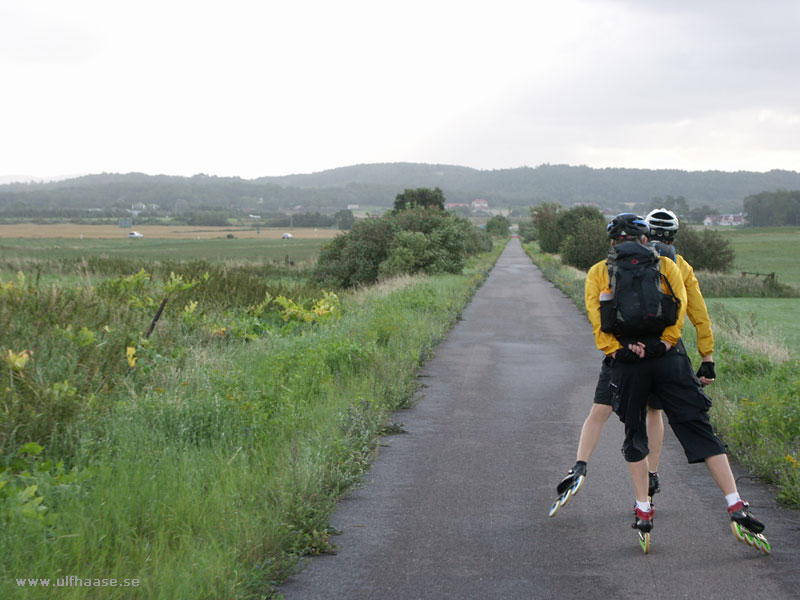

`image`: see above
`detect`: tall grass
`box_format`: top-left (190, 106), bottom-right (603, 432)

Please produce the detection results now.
top-left (0, 244), bottom-right (504, 598)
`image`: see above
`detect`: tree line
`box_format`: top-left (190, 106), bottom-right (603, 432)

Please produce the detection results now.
top-left (525, 204), bottom-right (735, 273)
top-left (4, 164), bottom-right (800, 217)
top-left (743, 190), bottom-right (800, 226)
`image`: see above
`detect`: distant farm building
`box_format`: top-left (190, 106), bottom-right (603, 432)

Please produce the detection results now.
top-left (471, 199), bottom-right (489, 211)
top-left (704, 213), bottom-right (745, 227)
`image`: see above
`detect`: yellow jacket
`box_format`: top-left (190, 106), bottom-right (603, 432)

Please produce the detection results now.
top-left (585, 251), bottom-right (687, 356)
top-left (675, 254), bottom-right (714, 357)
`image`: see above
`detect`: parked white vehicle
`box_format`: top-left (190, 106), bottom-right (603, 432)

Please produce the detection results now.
top-left (128, 231), bottom-right (143, 238)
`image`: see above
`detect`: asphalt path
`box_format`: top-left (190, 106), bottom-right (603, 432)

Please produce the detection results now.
top-left (280, 238), bottom-right (800, 600)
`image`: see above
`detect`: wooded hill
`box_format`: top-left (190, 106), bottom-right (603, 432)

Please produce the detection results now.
top-left (2, 163), bottom-right (800, 216)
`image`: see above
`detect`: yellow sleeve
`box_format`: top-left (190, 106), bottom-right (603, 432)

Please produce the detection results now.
top-left (676, 255), bottom-right (714, 357)
top-left (659, 257), bottom-right (687, 347)
top-left (585, 260), bottom-right (622, 355)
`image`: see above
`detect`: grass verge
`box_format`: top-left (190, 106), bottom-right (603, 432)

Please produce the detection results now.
top-left (1, 243), bottom-right (505, 599)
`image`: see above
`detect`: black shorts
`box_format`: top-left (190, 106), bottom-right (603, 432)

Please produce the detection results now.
top-left (609, 346), bottom-right (726, 464)
top-left (594, 356), bottom-right (665, 410)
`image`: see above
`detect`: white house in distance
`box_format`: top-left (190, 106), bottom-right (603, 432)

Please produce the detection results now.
top-left (471, 199), bottom-right (489, 211)
top-left (704, 213), bottom-right (745, 226)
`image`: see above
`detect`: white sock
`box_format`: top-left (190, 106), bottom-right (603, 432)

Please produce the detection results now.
top-left (635, 500), bottom-right (651, 512)
top-left (725, 492), bottom-right (741, 507)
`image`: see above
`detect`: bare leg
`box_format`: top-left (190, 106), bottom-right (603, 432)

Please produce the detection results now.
top-left (646, 407), bottom-right (664, 473)
top-left (628, 458), bottom-right (650, 502)
top-left (576, 403), bottom-right (614, 463)
top-left (705, 453), bottom-right (737, 496)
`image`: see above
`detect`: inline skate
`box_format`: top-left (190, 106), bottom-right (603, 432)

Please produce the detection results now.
top-left (728, 500), bottom-right (770, 555)
top-left (548, 462), bottom-right (586, 517)
top-left (632, 505), bottom-right (654, 554)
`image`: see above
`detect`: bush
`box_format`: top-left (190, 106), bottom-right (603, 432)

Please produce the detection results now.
top-left (314, 218), bottom-right (397, 288)
top-left (518, 220), bottom-right (537, 243)
top-left (378, 231), bottom-right (430, 279)
top-left (531, 202), bottom-right (562, 253)
top-left (675, 228), bottom-right (735, 272)
top-left (559, 218), bottom-right (609, 270)
top-left (314, 209), bottom-right (490, 288)
top-left (485, 215), bottom-right (511, 236)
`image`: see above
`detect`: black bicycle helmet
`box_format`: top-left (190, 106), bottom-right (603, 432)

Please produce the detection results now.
top-left (607, 213), bottom-right (650, 240)
top-left (645, 208), bottom-right (679, 241)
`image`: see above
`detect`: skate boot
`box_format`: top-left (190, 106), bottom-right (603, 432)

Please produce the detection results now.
top-left (648, 471), bottom-right (660, 503)
top-left (632, 505), bottom-right (654, 554)
top-left (548, 461), bottom-right (587, 517)
top-left (728, 501), bottom-right (770, 555)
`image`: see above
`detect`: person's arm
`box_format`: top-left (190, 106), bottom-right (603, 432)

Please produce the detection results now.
top-left (659, 257), bottom-right (687, 349)
top-left (677, 254), bottom-right (714, 358)
top-left (585, 261), bottom-right (622, 356)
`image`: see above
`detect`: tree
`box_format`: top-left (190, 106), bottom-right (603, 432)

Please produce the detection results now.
top-left (393, 187), bottom-right (446, 213)
top-left (559, 218), bottom-right (608, 271)
top-left (334, 209), bottom-right (355, 230)
top-left (649, 195), bottom-right (689, 218)
top-left (530, 202), bottom-right (562, 253)
top-left (485, 214), bottom-right (511, 236)
top-left (674, 228), bottom-right (735, 272)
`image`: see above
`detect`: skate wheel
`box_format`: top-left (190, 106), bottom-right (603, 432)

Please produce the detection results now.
top-left (757, 535), bottom-right (771, 555)
top-left (638, 532), bottom-right (650, 554)
top-left (730, 521), bottom-right (745, 543)
top-left (571, 474), bottom-right (585, 496)
top-left (548, 498), bottom-right (562, 518)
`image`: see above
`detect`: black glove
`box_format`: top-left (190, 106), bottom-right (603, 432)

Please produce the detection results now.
top-left (645, 341), bottom-right (668, 359)
top-left (697, 361), bottom-right (716, 380)
top-left (614, 347), bottom-right (641, 363)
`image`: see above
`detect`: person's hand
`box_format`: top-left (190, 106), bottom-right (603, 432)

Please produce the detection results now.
top-left (645, 341), bottom-right (669, 359)
top-left (697, 357), bottom-right (716, 385)
top-left (614, 345), bottom-right (642, 363)
top-left (629, 341), bottom-right (646, 358)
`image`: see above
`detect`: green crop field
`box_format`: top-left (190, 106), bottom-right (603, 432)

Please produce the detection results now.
top-left (718, 226), bottom-right (800, 286)
top-left (0, 237), bottom-right (328, 266)
top-left (707, 298), bottom-right (800, 353)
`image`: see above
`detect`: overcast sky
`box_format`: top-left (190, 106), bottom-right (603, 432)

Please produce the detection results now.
top-left (2, 0), bottom-right (799, 180)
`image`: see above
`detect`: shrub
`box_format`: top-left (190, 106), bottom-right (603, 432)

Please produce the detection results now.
top-left (314, 209), bottom-right (490, 288)
top-left (559, 218), bottom-right (609, 270)
top-left (531, 202), bottom-right (562, 253)
top-left (674, 228), bottom-right (735, 272)
top-left (485, 215), bottom-right (511, 237)
top-left (518, 220), bottom-right (537, 243)
top-left (378, 231), bottom-right (430, 279)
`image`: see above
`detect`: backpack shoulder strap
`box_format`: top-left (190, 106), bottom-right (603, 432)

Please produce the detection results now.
top-left (658, 260), bottom-right (678, 300)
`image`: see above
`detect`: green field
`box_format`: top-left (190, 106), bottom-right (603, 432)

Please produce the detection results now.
top-left (718, 226), bottom-right (800, 285)
top-left (0, 237), bottom-right (327, 265)
top-left (707, 298), bottom-right (800, 353)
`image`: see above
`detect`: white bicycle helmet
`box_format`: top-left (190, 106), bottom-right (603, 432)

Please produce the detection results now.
top-left (645, 208), bottom-right (679, 241)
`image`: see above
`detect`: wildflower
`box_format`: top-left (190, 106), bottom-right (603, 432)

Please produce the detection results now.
top-left (126, 346), bottom-right (137, 368)
top-left (4, 349), bottom-right (32, 371)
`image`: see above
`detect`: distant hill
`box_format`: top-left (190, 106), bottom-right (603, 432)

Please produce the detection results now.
top-left (2, 163), bottom-right (800, 215)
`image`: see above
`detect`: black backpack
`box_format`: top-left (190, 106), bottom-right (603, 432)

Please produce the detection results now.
top-left (649, 240), bottom-right (676, 262)
top-left (600, 241), bottom-right (680, 338)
